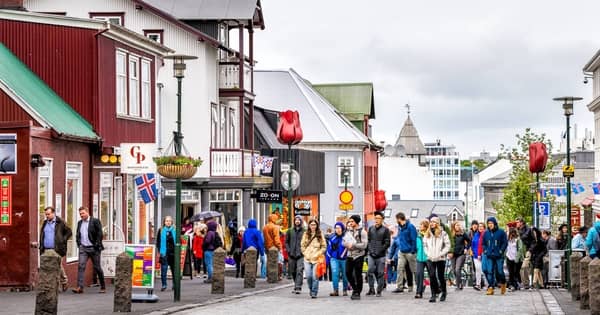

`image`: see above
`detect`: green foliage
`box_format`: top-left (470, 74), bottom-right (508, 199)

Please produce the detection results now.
top-left (461, 159), bottom-right (488, 172)
top-left (493, 128), bottom-right (558, 227)
top-left (153, 155), bottom-right (203, 167)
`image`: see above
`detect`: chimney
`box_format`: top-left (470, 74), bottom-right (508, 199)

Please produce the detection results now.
top-left (0, 0), bottom-right (24, 10)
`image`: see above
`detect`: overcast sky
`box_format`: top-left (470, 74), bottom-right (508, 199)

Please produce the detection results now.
top-left (254, 0), bottom-right (598, 157)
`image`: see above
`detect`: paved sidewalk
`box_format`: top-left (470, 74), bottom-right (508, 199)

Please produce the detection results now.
top-left (548, 288), bottom-right (591, 315)
top-left (0, 276), bottom-right (292, 315)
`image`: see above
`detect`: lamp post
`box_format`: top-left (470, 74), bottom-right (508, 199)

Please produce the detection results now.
top-left (552, 96), bottom-right (582, 290)
top-left (163, 54), bottom-right (197, 302)
top-left (341, 165), bottom-right (350, 218)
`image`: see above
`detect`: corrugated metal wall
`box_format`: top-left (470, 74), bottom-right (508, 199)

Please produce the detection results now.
top-left (262, 148), bottom-right (325, 196)
top-left (0, 90), bottom-right (37, 123)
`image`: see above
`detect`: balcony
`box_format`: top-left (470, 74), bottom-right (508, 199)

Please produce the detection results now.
top-left (219, 61), bottom-right (252, 92)
top-left (210, 148), bottom-right (257, 177)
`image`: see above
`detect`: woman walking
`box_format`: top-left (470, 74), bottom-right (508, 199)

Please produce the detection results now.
top-left (423, 216), bottom-right (451, 302)
top-left (192, 225), bottom-right (206, 278)
top-left (415, 220), bottom-right (429, 299)
top-left (229, 226), bottom-right (244, 278)
top-left (505, 228), bottom-right (525, 291)
top-left (450, 222), bottom-right (471, 290)
top-left (301, 218), bottom-right (327, 298)
top-left (156, 216), bottom-right (176, 291)
top-left (327, 222), bottom-right (349, 296)
top-left (471, 223), bottom-right (487, 290)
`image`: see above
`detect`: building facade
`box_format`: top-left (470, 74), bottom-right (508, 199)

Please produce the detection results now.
top-left (425, 140), bottom-right (460, 201)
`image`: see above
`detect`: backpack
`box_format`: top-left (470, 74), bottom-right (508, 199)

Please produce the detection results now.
top-left (355, 227), bottom-right (362, 243)
top-left (213, 233), bottom-right (223, 249)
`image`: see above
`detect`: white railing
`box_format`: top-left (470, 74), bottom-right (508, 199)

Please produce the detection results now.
top-left (219, 62), bottom-right (252, 90)
top-left (243, 151), bottom-right (253, 177)
top-left (211, 150), bottom-right (242, 176)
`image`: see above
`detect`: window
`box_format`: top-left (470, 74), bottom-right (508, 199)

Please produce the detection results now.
top-left (38, 159), bottom-right (53, 244)
top-left (99, 173), bottom-right (113, 240)
top-left (143, 29), bottom-right (164, 44)
top-left (128, 56), bottom-right (139, 116)
top-left (452, 212), bottom-right (458, 222)
top-left (116, 51), bottom-right (127, 115)
top-left (65, 162), bottom-right (82, 262)
top-left (211, 100), bottom-right (239, 149)
top-left (338, 157), bottom-right (354, 187)
top-left (211, 103), bottom-right (219, 147)
top-left (90, 12), bottom-right (124, 26)
top-left (141, 60), bottom-right (151, 119)
top-left (410, 208), bottom-right (419, 218)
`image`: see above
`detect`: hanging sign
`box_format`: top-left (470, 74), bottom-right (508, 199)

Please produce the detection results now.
top-left (0, 176), bottom-right (11, 225)
top-left (120, 143), bottom-right (157, 174)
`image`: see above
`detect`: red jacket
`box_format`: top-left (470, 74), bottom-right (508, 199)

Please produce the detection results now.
top-left (193, 234), bottom-right (204, 259)
top-left (280, 233), bottom-right (288, 260)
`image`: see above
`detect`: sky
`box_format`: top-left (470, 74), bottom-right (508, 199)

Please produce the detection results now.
top-left (254, 0), bottom-right (598, 157)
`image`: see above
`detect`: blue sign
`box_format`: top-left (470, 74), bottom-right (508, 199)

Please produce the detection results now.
top-left (534, 202), bottom-right (550, 229)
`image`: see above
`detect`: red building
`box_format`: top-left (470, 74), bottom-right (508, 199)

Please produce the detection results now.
top-left (0, 8), bottom-right (171, 289)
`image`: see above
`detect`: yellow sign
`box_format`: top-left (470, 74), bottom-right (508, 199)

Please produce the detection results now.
top-left (339, 190), bottom-right (354, 204)
top-left (339, 203), bottom-right (354, 211)
top-left (562, 165), bottom-right (574, 178)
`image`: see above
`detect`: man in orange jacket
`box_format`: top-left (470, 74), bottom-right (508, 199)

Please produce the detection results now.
top-left (263, 213), bottom-right (282, 251)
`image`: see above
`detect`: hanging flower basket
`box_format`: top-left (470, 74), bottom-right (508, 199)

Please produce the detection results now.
top-left (154, 156), bottom-right (202, 179)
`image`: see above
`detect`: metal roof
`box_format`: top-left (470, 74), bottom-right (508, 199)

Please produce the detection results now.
top-left (141, 0), bottom-right (263, 25)
top-left (387, 199), bottom-right (464, 224)
top-left (312, 82), bottom-right (375, 119)
top-left (0, 43), bottom-right (99, 141)
top-left (253, 69), bottom-right (372, 145)
top-left (393, 115), bottom-right (426, 155)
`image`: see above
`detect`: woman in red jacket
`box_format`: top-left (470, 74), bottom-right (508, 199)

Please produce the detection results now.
top-left (192, 225), bottom-right (206, 277)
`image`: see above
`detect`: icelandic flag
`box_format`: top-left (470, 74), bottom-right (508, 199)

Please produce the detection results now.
top-left (262, 157), bottom-right (274, 174)
top-left (135, 173), bottom-right (158, 204)
top-left (593, 183), bottom-right (600, 195)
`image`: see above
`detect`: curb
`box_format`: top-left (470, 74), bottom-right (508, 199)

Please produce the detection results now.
top-left (539, 290), bottom-right (565, 315)
top-left (146, 282), bottom-right (294, 315)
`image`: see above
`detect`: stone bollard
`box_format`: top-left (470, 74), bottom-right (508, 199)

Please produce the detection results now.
top-left (580, 256), bottom-right (592, 310)
top-left (244, 247), bottom-right (257, 288)
top-left (211, 248), bottom-right (226, 294)
top-left (114, 252), bottom-right (133, 313)
top-left (267, 247), bottom-right (279, 283)
top-left (35, 251), bottom-right (61, 315)
top-left (590, 258), bottom-right (600, 315)
top-left (570, 252), bottom-right (582, 301)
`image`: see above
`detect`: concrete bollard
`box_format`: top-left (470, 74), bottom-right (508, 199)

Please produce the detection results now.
top-left (244, 247), bottom-right (257, 288)
top-left (267, 247), bottom-right (279, 283)
top-left (113, 252), bottom-right (133, 313)
top-left (580, 256), bottom-right (592, 310)
top-left (570, 252), bottom-right (582, 301)
top-left (589, 258), bottom-right (600, 315)
top-left (211, 248), bottom-right (226, 294)
top-left (35, 251), bottom-right (61, 315)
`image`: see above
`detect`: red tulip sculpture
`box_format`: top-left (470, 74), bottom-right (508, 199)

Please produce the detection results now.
top-left (277, 110), bottom-right (303, 145)
top-left (374, 190), bottom-right (387, 211)
top-left (529, 142), bottom-right (548, 173)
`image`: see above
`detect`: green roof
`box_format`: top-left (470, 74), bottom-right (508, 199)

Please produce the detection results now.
top-left (0, 43), bottom-right (99, 141)
top-left (313, 82), bottom-right (375, 119)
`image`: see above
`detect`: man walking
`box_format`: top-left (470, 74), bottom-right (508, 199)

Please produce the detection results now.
top-left (286, 215), bottom-right (305, 294)
top-left (345, 214), bottom-right (368, 300)
top-left (388, 212), bottom-right (417, 293)
top-left (39, 206), bottom-right (72, 292)
top-left (72, 206), bottom-right (105, 293)
top-left (366, 211), bottom-right (390, 297)
top-left (483, 216), bottom-right (508, 295)
top-left (516, 217), bottom-right (536, 289)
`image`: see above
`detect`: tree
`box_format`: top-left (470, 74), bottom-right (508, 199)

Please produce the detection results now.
top-left (493, 128), bottom-right (558, 227)
top-left (461, 159), bottom-right (488, 172)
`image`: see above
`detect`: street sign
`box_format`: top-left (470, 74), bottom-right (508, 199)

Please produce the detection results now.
top-left (280, 163), bottom-right (291, 173)
top-left (281, 170), bottom-right (300, 190)
top-left (339, 190), bottom-right (354, 204)
top-left (253, 190), bottom-right (283, 203)
top-left (339, 203), bottom-right (354, 211)
top-left (534, 201), bottom-right (550, 229)
top-left (562, 165), bottom-right (574, 178)
top-left (294, 199), bottom-right (312, 216)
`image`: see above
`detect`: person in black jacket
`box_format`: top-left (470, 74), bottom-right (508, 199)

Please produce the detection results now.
top-left (450, 221), bottom-right (471, 290)
top-left (366, 211), bottom-right (391, 297)
top-left (73, 206), bottom-right (105, 293)
top-left (39, 206), bottom-right (72, 292)
top-left (286, 215), bottom-right (305, 294)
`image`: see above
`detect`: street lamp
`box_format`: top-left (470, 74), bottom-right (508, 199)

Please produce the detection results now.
top-left (163, 54), bottom-right (197, 302)
top-left (552, 96), bottom-right (583, 290)
top-left (341, 166), bottom-right (351, 191)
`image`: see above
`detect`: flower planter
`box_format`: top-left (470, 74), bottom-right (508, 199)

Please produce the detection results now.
top-left (157, 164), bottom-right (197, 179)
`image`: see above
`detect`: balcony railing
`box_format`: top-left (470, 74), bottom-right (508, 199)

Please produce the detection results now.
top-left (219, 62), bottom-right (252, 91)
top-left (210, 148), bottom-right (258, 177)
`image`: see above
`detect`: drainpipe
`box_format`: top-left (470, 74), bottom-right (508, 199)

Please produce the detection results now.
top-left (156, 82), bottom-right (164, 225)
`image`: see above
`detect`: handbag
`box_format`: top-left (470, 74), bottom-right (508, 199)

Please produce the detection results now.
top-left (316, 254), bottom-right (326, 278)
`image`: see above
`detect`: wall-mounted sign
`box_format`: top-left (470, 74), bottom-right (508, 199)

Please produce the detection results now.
top-left (253, 190), bottom-right (283, 203)
top-left (294, 199), bottom-right (311, 216)
top-left (0, 176), bottom-right (11, 225)
top-left (120, 143), bottom-right (157, 174)
top-left (0, 134), bottom-right (16, 174)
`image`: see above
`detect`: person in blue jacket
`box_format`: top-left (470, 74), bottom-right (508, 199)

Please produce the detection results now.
top-left (326, 222), bottom-right (349, 296)
top-left (387, 212), bottom-right (417, 293)
top-left (482, 216), bottom-right (508, 295)
top-left (242, 219), bottom-right (266, 277)
top-left (585, 221), bottom-right (600, 259)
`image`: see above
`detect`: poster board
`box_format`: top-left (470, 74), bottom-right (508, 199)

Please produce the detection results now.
top-left (125, 244), bottom-right (155, 289)
top-left (101, 240), bottom-right (124, 277)
top-left (548, 250), bottom-right (564, 283)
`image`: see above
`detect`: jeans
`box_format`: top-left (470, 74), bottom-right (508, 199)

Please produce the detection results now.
top-left (451, 254), bottom-right (466, 288)
top-left (160, 254), bottom-right (175, 288)
top-left (330, 258), bottom-right (348, 291)
top-left (427, 260), bottom-right (446, 295)
top-left (204, 250), bottom-right (214, 279)
top-left (346, 256), bottom-right (364, 295)
top-left (367, 255), bottom-right (386, 293)
top-left (304, 261), bottom-right (319, 296)
top-left (396, 252), bottom-right (416, 289)
top-left (260, 255), bottom-right (266, 278)
top-left (416, 261), bottom-right (427, 294)
top-left (289, 256), bottom-right (305, 290)
top-left (77, 246), bottom-right (105, 289)
top-left (484, 256), bottom-right (506, 288)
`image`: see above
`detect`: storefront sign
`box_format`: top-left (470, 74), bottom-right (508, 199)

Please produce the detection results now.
top-left (254, 190), bottom-right (283, 203)
top-left (571, 207), bottom-right (581, 235)
top-left (125, 244), bottom-right (155, 288)
top-left (0, 176), bottom-right (11, 225)
top-left (180, 235), bottom-right (188, 276)
top-left (0, 134), bottom-right (16, 174)
top-left (120, 143), bottom-right (157, 174)
top-left (294, 199), bottom-right (311, 216)
top-left (101, 240), bottom-right (124, 277)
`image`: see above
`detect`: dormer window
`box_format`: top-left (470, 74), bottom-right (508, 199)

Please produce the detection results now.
top-left (90, 12), bottom-right (124, 26)
top-left (144, 29), bottom-right (164, 45)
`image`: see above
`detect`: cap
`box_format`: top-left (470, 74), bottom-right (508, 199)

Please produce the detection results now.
top-left (349, 214), bottom-right (361, 224)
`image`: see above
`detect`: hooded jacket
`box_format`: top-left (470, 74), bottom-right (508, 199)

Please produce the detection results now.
top-left (482, 217), bottom-right (508, 259)
top-left (242, 219), bottom-right (265, 256)
top-left (585, 221), bottom-right (600, 256)
top-left (423, 227), bottom-right (451, 262)
top-left (263, 214), bottom-right (282, 251)
top-left (203, 221), bottom-right (219, 251)
top-left (389, 220), bottom-right (417, 257)
top-left (286, 217), bottom-right (305, 259)
top-left (326, 222), bottom-right (348, 260)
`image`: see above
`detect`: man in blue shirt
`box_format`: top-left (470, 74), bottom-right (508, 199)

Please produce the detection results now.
top-left (73, 206), bottom-right (105, 293)
top-left (387, 211), bottom-right (417, 293)
top-left (39, 206), bottom-right (72, 292)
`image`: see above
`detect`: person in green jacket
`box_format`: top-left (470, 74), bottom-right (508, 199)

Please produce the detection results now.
top-left (505, 228), bottom-right (525, 291)
top-left (415, 219), bottom-right (429, 299)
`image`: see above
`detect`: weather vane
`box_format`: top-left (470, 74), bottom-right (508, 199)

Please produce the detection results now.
top-left (405, 103), bottom-right (411, 115)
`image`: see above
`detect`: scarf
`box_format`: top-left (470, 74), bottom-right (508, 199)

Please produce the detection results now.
top-left (160, 226), bottom-right (174, 256)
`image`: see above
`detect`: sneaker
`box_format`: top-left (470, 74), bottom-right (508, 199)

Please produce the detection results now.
top-left (473, 285), bottom-right (481, 291)
top-left (392, 288), bottom-right (404, 293)
top-left (350, 293), bottom-right (360, 300)
top-left (415, 293), bottom-right (423, 299)
top-left (439, 292), bottom-right (446, 302)
top-left (429, 294), bottom-right (437, 303)
top-left (71, 287), bottom-right (84, 294)
top-left (486, 287), bottom-right (494, 295)
top-left (366, 289), bottom-right (375, 296)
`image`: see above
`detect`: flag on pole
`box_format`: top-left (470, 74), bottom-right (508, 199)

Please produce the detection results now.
top-left (254, 155), bottom-right (265, 170)
top-left (263, 157), bottom-right (274, 173)
top-left (135, 173), bottom-right (158, 204)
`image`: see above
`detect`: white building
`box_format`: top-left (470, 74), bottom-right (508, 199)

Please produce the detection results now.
top-left (583, 49), bottom-right (600, 215)
top-left (469, 159), bottom-right (512, 223)
top-left (425, 140), bottom-right (460, 200)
